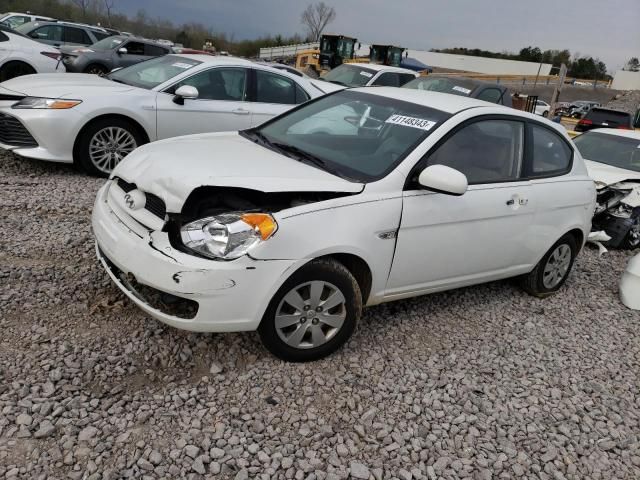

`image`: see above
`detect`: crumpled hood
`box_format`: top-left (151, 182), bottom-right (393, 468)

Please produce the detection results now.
top-left (584, 160), bottom-right (640, 187)
top-left (0, 73), bottom-right (136, 98)
top-left (112, 132), bottom-right (363, 213)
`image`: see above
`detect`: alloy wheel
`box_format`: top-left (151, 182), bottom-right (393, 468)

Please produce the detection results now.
top-left (274, 280), bottom-right (347, 350)
top-left (542, 244), bottom-right (572, 289)
top-left (88, 127), bottom-right (137, 174)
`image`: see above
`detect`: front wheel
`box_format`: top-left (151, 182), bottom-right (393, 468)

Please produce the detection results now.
top-left (521, 234), bottom-right (577, 297)
top-left (75, 118), bottom-right (145, 177)
top-left (84, 64), bottom-right (108, 76)
top-left (258, 259), bottom-right (362, 362)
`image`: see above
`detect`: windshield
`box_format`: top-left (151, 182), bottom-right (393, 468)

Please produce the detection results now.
top-left (91, 36), bottom-right (125, 50)
top-left (575, 132), bottom-right (640, 173)
top-left (14, 22), bottom-right (36, 34)
top-left (249, 90), bottom-right (450, 182)
top-left (403, 77), bottom-right (477, 97)
top-left (323, 65), bottom-right (377, 87)
top-left (107, 55), bottom-right (201, 89)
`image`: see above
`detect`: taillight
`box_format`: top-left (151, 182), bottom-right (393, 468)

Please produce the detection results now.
top-left (41, 52), bottom-right (61, 61)
top-left (578, 119), bottom-right (592, 125)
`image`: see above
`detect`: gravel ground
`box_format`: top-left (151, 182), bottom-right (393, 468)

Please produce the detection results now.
top-left (1, 151), bottom-right (639, 480)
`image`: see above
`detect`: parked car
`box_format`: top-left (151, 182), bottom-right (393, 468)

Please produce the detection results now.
top-left (402, 75), bottom-right (512, 106)
top-left (92, 88), bottom-right (596, 361)
top-left (320, 63), bottom-right (418, 87)
top-left (575, 107), bottom-right (634, 132)
top-left (569, 100), bottom-right (599, 118)
top-left (0, 25), bottom-right (62, 81)
top-left (60, 36), bottom-right (171, 75)
top-left (534, 100), bottom-right (551, 117)
top-left (574, 129), bottom-right (640, 249)
top-left (14, 20), bottom-right (111, 48)
top-left (0, 12), bottom-right (55, 29)
top-left (0, 54), bottom-right (339, 176)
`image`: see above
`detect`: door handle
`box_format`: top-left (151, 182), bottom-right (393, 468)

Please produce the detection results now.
top-left (232, 108), bottom-right (250, 115)
top-left (506, 197), bottom-right (529, 206)
top-left (506, 199), bottom-right (515, 206)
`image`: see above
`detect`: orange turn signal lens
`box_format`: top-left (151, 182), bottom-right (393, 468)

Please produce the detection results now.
top-left (49, 100), bottom-right (82, 109)
top-left (241, 213), bottom-right (277, 240)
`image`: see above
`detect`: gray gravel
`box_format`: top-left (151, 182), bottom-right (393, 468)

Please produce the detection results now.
top-left (1, 151), bottom-right (640, 480)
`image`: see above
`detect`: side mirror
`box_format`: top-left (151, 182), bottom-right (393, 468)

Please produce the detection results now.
top-left (418, 164), bottom-right (468, 196)
top-left (173, 85), bottom-right (199, 105)
top-left (117, 47), bottom-right (128, 55)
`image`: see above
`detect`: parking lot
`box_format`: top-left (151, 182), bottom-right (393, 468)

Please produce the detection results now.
top-left (1, 151), bottom-right (639, 479)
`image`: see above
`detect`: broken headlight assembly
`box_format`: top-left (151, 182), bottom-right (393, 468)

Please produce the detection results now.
top-left (179, 213), bottom-right (277, 260)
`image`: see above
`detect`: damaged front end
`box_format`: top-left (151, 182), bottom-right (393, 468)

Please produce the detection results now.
top-left (592, 181), bottom-right (640, 249)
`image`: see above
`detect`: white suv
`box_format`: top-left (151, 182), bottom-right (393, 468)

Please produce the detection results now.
top-left (92, 88), bottom-right (596, 361)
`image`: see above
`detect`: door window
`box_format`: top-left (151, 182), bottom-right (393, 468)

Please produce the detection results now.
top-left (255, 70), bottom-right (298, 104)
top-left (5, 15), bottom-right (31, 29)
top-left (93, 31), bottom-right (111, 41)
top-left (527, 125), bottom-right (572, 176)
top-left (144, 44), bottom-right (168, 56)
top-left (29, 25), bottom-right (63, 42)
top-left (398, 73), bottom-right (416, 86)
top-left (426, 119), bottom-right (524, 184)
top-left (170, 68), bottom-right (247, 101)
top-left (123, 41), bottom-right (145, 55)
top-left (63, 27), bottom-right (91, 45)
top-left (372, 73), bottom-right (400, 87)
top-left (476, 88), bottom-right (504, 104)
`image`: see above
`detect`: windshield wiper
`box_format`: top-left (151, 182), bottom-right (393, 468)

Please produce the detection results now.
top-left (327, 80), bottom-right (346, 86)
top-left (108, 77), bottom-right (127, 85)
top-left (270, 142), bottom-right (347, 178)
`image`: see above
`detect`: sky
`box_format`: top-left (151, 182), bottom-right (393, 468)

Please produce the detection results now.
top-left (118, 0), bottom-right (639, 71)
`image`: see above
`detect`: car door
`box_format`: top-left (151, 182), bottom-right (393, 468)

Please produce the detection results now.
top-left (386, 117), bottom-right (536, 297)
top-left (156, 66), bottom-right (252, 139)
top-left (117, 41), bottom-right (149, 67)
top-left (525, 123), bottom-right (592, 260)
top-left (248, 68), bottom-right (310, 127)
top-left (27, 24), bottom-right (64, 48)
top-left (370, 72), bottom-right (401, 87)
top-left (62, 26), bottom-right (92, 47)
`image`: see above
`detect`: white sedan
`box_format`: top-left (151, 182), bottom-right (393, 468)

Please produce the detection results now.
top-left (0, 54), bottom-right (338, 176)
top-left (534, 100), bottom-right (551, 117)
top-left (0, 25), bottom-right (62, 81)
top-left (92, 88), bottom-right (596, 361)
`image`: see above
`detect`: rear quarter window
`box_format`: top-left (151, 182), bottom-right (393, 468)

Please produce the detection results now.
top-left (527, 124), bottom-right (573, 177)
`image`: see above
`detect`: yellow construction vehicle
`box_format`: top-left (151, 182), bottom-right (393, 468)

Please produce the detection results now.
top-left (295, 34), bottom-right (358, 75)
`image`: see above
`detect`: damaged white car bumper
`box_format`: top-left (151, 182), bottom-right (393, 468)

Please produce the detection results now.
top-left (91, 182), bottom-right (301, 332)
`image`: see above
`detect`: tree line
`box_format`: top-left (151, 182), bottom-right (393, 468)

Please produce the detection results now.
top-left (432, 46), bottom-right (609, 80)
top-left (4, 0), bottom-right (306, 57)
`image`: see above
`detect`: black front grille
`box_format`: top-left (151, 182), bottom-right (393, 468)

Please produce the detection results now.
top-left (115, 177), bottom-right (166, 220)
top-left (0, 113), bottom-right (37, 147)
top-left (145, 193), bottom-right (166, 219)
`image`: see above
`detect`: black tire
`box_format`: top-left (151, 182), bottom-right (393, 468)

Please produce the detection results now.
top-left (75, 117), bottom-right (146, 177)
top-left (0, 61), bottom-right (36, 82)
top-left (258, 259), bottom-right (362, 362)
top-left (622, 218), bottom-right (640, 250)
top-left (83, 64), bottom-right (108, 76)
top-left (521, 234), bottom-right (578, 297)
top-left (542, 110), bottom-right (549, 118)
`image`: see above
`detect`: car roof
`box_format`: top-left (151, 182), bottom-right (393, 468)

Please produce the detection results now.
top-left (339, 63), bottom-right (416, 74)
top-left (405, 75), bottom-right (506, 91)
top-left (20, 20), bottom-right (107, 32)
top-left (588, 107), bottom-right (630, 115)
top-left (587, 129), bottom-right (640, 140)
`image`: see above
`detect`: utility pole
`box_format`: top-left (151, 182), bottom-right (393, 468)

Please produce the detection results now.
top-left (548, 63), bottom-right (567, 117)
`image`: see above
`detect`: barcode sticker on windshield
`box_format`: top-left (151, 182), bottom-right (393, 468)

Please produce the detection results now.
top-left (452, 86), bottom-right (472, 94)
top-left (172, 62), bottom-right (195, 69)
top-left (386, 114), bottom-right (436, 131)
top-left (359, 71), bottom-right (373, 78)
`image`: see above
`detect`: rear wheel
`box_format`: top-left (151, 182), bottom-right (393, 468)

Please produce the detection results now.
top-left (542, 110), bottom-right (549, 117)
top-left (84, 64), bottom-right (108, 76)
top-left (258, 259), bottom-right (362, 362)
top-left (521, 234), bottom-right (577, 297)
top-left (0, 61), bottom-right (36, 82)
top-left (75, 118), bottom-right (145, 177)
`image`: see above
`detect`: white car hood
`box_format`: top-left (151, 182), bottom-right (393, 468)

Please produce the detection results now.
top-left (309, 79), bottom-right (345, 94)
top-left (113, 132), bottom-right (363, 213)
top-left (584, 159), bottom-right (640, 187)
top-left (0, 73), bottom-right (136, 98)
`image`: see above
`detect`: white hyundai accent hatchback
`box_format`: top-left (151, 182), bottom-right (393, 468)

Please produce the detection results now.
top-left (92, 88), bottom-right (596, 361)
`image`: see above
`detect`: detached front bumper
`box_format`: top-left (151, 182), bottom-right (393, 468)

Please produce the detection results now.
top-left (92, 182), bottom-right (301, 332)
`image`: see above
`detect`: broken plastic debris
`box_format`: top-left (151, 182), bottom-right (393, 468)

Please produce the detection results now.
top-left (587, 231), bottom-right (612, 256)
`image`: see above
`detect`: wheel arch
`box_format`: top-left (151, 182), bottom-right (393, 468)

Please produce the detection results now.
top-left (0, 59), bottom-right (37, 75)
top-left (72, 113), bottom-right (151, 165)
